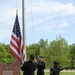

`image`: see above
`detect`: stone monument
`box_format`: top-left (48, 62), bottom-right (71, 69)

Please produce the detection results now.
top-left (0, 59), bottom-right (20, 75)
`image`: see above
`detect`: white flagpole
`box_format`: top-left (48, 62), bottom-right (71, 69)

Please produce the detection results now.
top-left (22, 0), bottom-right (26, 60)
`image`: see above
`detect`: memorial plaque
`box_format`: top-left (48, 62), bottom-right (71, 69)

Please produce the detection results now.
top-left (3, 70), bottom-right (13, 75)
top-left (0, 59), bottom-right (20, 75)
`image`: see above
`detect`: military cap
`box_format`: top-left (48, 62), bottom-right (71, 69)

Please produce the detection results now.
top-left (54, 61), bottom-right (59, 64)
top-left (30, 55), bottom-right (34, 60)
top-left (39, 56), bottom-right (44, 58)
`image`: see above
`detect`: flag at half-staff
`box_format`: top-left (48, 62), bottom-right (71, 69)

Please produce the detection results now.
top-left (10, 13), bottom-right (25, 64)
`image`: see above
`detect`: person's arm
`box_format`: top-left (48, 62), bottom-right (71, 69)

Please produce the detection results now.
top-left (21, 62), bottom-right (27, 71)
top-left (44, 62), bottom-right (46, 69)
top-left (60, 67), bottom-right (63, 71)
top-left (50, 68), bottom-right (52, 75)
top-left (58, 66), bottom-right (63, 71)
top-left (39, 62), bottom-right (45, 66)
top-left (33, 63), bottom-right (36, 71)
top-left (21, 63), bottom-right (25, 71)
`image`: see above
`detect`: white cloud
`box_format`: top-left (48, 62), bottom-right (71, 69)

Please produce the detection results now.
top-left (26, 2), bottom-right (75, 16)
top-left (55, 21), bottom-right (70, 33)
top-left (25, 1), bottom-right (75, 30)
top-left (53, 3), bottom-right (75, 16)
top-left (57, 22), bottom-right (69, 29)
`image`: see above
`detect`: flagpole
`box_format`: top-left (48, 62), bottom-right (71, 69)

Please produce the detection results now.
top-left (22, 0), bottom-right (26, 60)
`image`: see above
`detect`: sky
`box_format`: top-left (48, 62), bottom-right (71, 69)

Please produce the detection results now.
top-left (0, 0), bottom-right (75, 45)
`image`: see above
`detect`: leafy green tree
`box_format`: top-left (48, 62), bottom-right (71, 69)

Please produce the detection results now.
top-left (26, 39), bottom-right (48, 61)
top-left (38, 39), bottom-right (48, 49)
top-left (0, 43), bottom-right (14, 64)
top-left (70, 43), bottom-right (75, 68)
top-left (38, 39), bottom-right (48, 56)
top-left (44, 36), bottom-right (70, 68)
top-left (0, 36), bottom-right (73, 69)
top-left (26, 45), bottom-right (34, 60)
top-left (26, 43), bottom-right (40, 60)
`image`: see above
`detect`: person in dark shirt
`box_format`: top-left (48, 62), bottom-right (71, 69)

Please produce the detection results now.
top-left (37, 56), bottom-right (45, 75)
top-left (50, 61), bottom-right (63, 75)
top-left (21, 55), bottom-right (36, 75)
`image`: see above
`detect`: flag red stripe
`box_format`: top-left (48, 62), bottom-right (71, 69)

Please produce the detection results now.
top-left (10, 48), bottom-right (21, 62)
top-left (10, 41), bottom-right (20, 54)
top-left (11, 35), bottom-right (20, 47)
top-left (11, 35), bottom-right (20, 52)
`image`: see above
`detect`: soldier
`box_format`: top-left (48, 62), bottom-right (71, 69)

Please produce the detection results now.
top-left (21, 55), bottom-right (36, 75)
top-left (37, 56), bottom-right (45, 75)
top-left (50, 61), bottom-right (63, 75)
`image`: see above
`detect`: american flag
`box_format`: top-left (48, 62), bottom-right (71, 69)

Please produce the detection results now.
top-left (10, 14), bottom-right (25, 63)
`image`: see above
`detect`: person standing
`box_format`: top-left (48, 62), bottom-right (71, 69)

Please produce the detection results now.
top-left (21, 55), bottom-right (36, 75)
top-left (37, 56), bottom-right (45, 75)
top-left (50, 61), bottom-right (63, 75)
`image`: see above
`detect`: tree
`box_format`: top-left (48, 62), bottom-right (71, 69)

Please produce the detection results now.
top-left (26, 43), bottom-right (40, 60)
top-left (38, 39), bottom-right (48, 49)
top-left (26, 39), bottom-right (48, 61)
top-left (0, 43), bottom-right (14, 64)
top-left (44, 36), bottom-right (70, 68)
top-left (70, 43), bottom-right (75, 68)
top-left (38, 39), bottom-right (48, 56)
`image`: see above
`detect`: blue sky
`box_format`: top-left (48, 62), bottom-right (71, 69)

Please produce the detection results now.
top-left (0, 0), bottom-right (75, 45)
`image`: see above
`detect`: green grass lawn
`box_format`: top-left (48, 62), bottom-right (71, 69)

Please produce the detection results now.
top-left (21, 71), bottom-right (75, 75)
top-left (60, 72), bottom-right (75, 75)
top-left (45, 72), bottom-right (75, 75)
